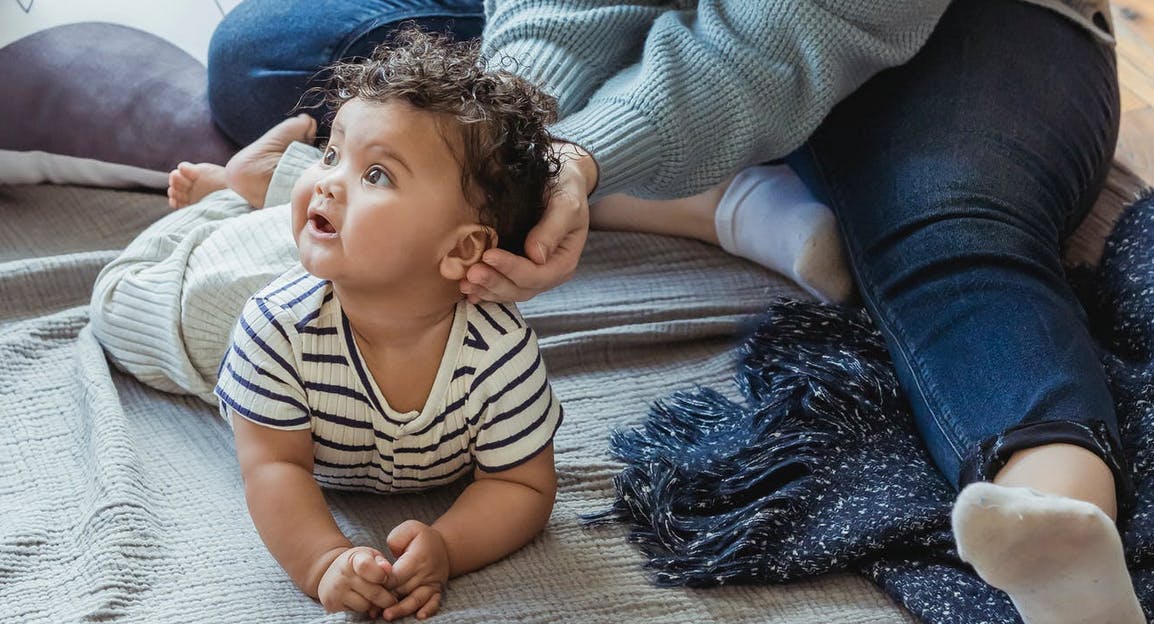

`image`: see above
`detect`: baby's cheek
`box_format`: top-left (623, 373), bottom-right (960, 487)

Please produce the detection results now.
top-left (289, 172), bottom-right (317, 232)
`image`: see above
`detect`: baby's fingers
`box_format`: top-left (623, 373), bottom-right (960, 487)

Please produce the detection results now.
top-left (416, 592), bottom-right (442, 620)
top-left (352, 550), bottom-right (391, 585)
top-left (352, 582), bottom-right (397, 611)
top-left (339, 591), bottom-right (372, 613)
top-left (383, 586), bottom-right (439, 621)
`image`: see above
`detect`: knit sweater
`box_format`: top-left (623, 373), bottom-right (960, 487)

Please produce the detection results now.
top-left (481, 0), bottom-right (1114, 201)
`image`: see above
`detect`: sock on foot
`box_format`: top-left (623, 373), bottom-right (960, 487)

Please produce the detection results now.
top-left (714, 164), bottom-right (853, 304)
top-left (952, 482), bottom-right (1145, 624)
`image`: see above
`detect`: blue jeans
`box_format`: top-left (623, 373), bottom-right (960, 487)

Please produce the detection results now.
top-left (207, 0), bottom-right (484, 145)
top-left (787, 0), bottom-right (1129, 500)
top-left (208, 0), bottom-right (1130, 501)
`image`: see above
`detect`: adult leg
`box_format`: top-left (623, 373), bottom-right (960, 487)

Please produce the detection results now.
top-left (786, 0), bottom-right (1140, 621)
top-left (207, 0), bottom-right (484, 145)
top-left (787, 0), bottom-right (1124, 505)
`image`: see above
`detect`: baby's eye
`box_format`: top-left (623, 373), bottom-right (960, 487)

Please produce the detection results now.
top-left (321, 145), bottom-right (339, 167)
top-left (364, 166), bottom-right (391, 188)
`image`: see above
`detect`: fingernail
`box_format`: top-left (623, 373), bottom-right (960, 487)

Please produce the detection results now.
top-left (537, 242), bottom-right (549, 263)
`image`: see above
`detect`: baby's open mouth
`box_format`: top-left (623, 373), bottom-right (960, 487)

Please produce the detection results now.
top-left (310, 214), bottom-right (336, 234)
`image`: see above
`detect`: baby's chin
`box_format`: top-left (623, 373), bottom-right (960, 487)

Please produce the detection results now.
top-left (296, 245), bottom-right (335, 281)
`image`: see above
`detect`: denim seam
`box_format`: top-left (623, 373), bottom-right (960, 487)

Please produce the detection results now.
top-left (333, 10), bottom-right (485, 62)
top-left (801, 141), bottom-right (970, 468)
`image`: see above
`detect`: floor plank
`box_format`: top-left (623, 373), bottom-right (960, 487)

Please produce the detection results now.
top-left (1111, 0), bottom-right (1154, 185)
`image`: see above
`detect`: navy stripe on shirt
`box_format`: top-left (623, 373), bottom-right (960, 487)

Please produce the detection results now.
top-left (222, 360), bottom-right (309, 413)
top-left (480, 377), bottom-right (549, 432)
top-left (408, 395), bottom-right (467, 438)
top-left (231, 343), bottom-right (291, 386)
top-left (303, 352), bottom-right (348, 365)
top-left (294, 293), bottom-right (332, 330)
top-left (393, 461), bottom-right (472, 484)
top-left (239, 313), bottom-right (305, 389)
top-left (471, 329), bottom-right (532, 391)
top-left (219, 387), bottom-right (311, 429)
top-left (310, 407), bottom-right (373, 431)
top-left (311, 432), bottom-right (375, 453)
top-left (255, 298), bottom-right (291, 345)
top-left (264, 272), bottom-right (311, 298)
top-left (452, 365), bottom-right (475, 380)
top-left (340, 312), bottom-right (406, 428)
top-left (285, 278), bottom-right (329, 308)
top-left (475, 350), bottom-right (542, 418)
top-left (496, 303), bottom-right (522, 328)
top-left (392, 446), bottom-right (470, 472)
top-left (304, 380), bottom-right (372, 406)
top-left (476, 423), bottom-right (557, 473)
top-left (476, 304), bottom-right (509, 336)
top-left (476, 392), bottom-right (555, 452)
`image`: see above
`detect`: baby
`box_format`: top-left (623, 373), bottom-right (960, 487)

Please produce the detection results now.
top-left (205, 30), bottom-right (562, 620)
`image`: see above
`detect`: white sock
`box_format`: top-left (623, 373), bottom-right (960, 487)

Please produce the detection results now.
top-left (714, 164), bottom-right (854, 304)
top-left (952, 482), bottom-right (1145, 624)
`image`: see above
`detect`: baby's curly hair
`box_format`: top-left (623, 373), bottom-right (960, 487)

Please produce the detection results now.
top-left (311, 26), bottom-right (560, 255)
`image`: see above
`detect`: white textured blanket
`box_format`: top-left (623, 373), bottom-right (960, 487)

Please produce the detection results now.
top-left (0, 183), bottom-right (911, 623)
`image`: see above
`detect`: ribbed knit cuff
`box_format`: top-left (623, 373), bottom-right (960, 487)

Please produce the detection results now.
top-left (264, 141), bottom-right (321, 208)
top-left (549, 100), bottom-right (664, 202)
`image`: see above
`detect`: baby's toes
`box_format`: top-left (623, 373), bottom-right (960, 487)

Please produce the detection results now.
top-left (176, 161), bottom-right (201, 183)
top-left (167, 172), bottom-right (188, 208)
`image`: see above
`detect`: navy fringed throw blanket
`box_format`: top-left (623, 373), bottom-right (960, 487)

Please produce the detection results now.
top-left (591, 191), bottom-right (1154, 623)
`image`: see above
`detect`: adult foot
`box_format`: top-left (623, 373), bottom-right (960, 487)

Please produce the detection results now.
top-left (224, 113), bottom-right (317, 209)
top-left (714, 164), bottom-right (855, 304)
top-left (790, 206), bottom-right (854, 304)
top-left (167, 162), bottom-right (227, 209)
top-left (952, 482), bottom-right (1145, 624)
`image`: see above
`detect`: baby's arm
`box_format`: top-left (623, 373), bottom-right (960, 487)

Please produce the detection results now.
top-left (382, 445), bottom-right (557, 620)
top-left (231, 413), bottom-right (397, 614)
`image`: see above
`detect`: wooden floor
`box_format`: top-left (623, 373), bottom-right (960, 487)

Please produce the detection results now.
top-left (1060, 1), bottom-right (1153, 265)
top-left (1113, 0), bottom-right (1154, 184)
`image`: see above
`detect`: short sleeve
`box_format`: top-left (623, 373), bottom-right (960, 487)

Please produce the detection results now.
top-left (214, 296), bottom-right (311, 430)
top-left (471, 327), bottom-right (563, 472)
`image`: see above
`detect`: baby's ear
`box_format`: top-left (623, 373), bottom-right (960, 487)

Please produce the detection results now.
top-left (440, 225), bottom-right (496, 280)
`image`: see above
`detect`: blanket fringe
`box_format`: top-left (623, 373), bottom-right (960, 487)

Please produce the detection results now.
top-left (588, 301), bottom-right (910, 586)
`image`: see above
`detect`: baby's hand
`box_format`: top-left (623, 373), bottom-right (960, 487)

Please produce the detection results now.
top-left (316, 546), bottom-right (398, 616)
top-left (381, 520), bottom-right (450, 621)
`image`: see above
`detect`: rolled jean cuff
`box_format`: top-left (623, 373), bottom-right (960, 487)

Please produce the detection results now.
top-left (959, 419), bottom-right (1134, 514)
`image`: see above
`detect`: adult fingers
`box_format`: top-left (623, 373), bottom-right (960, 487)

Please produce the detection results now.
top-left (529, 183), bottom-right (586, 263)
top-left (483, 247), bottom-right (576, 294)
top-left (462, 259), bottom-right (535, 303)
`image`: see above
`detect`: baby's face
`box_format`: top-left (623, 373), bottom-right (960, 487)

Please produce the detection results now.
top-left (290, 97), bottom-right (474, 290)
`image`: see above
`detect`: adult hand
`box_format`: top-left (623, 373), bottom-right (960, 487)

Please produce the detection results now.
top-left (460, 142), bottom-right (597, 303)
top-left (316, 546), bottom-right (398, 616)
top-left (381, 520), bottom-right (451, 621)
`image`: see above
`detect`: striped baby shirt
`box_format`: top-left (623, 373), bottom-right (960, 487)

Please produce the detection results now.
top-left (214, 266), bottom-right (563, 493)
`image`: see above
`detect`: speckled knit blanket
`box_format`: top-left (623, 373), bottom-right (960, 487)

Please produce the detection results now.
top-left (594, 190), bottom-right (1154, 623)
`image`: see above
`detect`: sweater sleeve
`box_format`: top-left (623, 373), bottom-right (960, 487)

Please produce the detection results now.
top-left (485, 0), bottom-right (951, 200)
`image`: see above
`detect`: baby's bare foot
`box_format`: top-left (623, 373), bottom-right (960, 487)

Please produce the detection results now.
top-left (167, 162), bottom-right (227, 209)
top-left (224, 113), bottom-right (317, 209)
